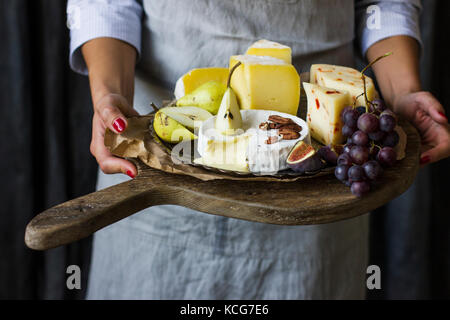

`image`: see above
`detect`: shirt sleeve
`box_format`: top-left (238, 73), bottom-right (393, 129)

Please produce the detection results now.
top-left (67, 0), bottom-right (143, 75)
top-left (355, 0), bottom-right (422, 58)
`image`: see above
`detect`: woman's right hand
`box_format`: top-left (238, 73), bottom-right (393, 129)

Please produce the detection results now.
top-left (90, 93), bottom-right (139, 178)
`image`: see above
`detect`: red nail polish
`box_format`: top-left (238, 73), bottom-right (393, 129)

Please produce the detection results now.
top-left (126, 170), bottom-right (135, 179)
top-left (420, 156), bottom-right (431, 165)
top-left (113, 118), bottom-right (126, 133)
top-left (439, 112), bottom-right (448, 121)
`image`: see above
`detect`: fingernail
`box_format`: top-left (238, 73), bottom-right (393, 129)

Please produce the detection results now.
top-left (113, 118), bottom-right (126, 133)
top-left (126, 170), bottom-right (135, 179)
top-left (439, 112), bottom-right (448, 121)
top-left (420, 156), bottom-right (431, 165)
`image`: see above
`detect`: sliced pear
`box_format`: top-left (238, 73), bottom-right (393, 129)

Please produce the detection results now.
top-left (176, 81), bottom-right (227, 115)
top-left (153, 110), bottom-right (196, 143)
top-left (215, 62), bottom-right (243, 135)
top-left (160, 106), bottom-right (213, 130)
top-left (215, 88), bottom-right (243, 135)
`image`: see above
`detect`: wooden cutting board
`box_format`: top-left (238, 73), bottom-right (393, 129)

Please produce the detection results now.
top-left (25, 117), bottom-right (420, 251)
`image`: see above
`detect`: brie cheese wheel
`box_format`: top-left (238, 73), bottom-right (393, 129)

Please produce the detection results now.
top-left (197, 110), bottom-right (310, 174)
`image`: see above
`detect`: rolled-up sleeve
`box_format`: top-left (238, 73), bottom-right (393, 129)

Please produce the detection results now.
top-left (67, 0), bottom-right (143, 75)
top-left (355, 0), bottom-right (422, 58)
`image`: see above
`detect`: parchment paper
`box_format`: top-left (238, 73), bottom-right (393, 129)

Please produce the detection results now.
top-left (104, 114), bottom-right (335, 182)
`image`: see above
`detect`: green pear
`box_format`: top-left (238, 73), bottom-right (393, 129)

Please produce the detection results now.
top-left (176, 81), bottom-right (226, 115)
top-left (160, 106), bottom-right (213, 130)
top-left (153, 110), bottom-right (196, 143)
top-left (215, 62), bottom-right (243, 135)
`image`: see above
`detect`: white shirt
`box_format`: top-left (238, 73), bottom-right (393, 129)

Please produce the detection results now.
top-left (68, 0), bottom-right (422, 76)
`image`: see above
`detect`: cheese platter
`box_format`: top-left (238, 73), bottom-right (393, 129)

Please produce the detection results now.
top-left (25, 41), bottom-right (420, 250)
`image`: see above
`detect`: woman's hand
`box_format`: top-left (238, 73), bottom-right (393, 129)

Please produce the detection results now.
top-left (81, 37), bottom-right (138, 177)
top-left (393, 91), bottom-right (450, 165)
top-left (367, 36), bottom-right (450, 165)
top-left (91, 93), bottom-right (139, 177)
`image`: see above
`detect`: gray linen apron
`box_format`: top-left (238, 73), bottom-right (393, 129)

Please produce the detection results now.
top-left (87, 0), bottom-right (370, 299)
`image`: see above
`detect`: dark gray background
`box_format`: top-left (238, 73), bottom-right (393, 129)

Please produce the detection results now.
top-left (0, 0), bottom-right (448, 299)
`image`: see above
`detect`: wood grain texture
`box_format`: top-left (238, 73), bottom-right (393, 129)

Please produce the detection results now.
top-left (25, 117), bottom-right (420, 251)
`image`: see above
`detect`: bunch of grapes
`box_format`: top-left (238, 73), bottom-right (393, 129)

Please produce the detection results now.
top-left (334, 99), bottom-right (399, 197)
top-left (317, 52), bottom-right (399, 197)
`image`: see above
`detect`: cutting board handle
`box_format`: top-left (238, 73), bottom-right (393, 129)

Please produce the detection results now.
top-left (25, 177), bottom-right (161, 250)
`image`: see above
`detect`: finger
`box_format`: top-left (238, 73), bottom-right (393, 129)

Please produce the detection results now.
top-left (417, 92), bottom-right (448, 125)
top-left (99, 103), bottom-right (128, 134)
top-left (420, 144), bottom-right (450, 165)
top-left (105, 94), bottom-right (140, 118)
top-left (91, 114), bottom-right (137, 177)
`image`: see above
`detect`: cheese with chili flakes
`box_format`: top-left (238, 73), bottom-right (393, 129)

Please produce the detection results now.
top-left (310, 64), bottom-right (376, 107)
top-left (303, 82), bottom-right (352, 145)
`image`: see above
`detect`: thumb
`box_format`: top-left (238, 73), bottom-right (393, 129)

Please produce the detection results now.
top-left (418, 92), bottom-right (448, 125)
top-left (99, 103), bottom-right (128, 134)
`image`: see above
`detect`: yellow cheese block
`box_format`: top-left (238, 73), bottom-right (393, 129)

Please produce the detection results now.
top-left (245, 39), bottom-right (292, 64)
top-left (174, 67), bottom-right (228, 99)
top-left (229, 55), bottom-right (300, 116)
top-left (303, 82), bottom-right (352, 145)
top-left (310, 64), bottom-right (376, 107)
top-left (199, 134), bottom-right (250, 172)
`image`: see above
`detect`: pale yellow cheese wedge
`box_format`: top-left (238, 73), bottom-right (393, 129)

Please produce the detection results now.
top-left (174, 67), bottom-right (228, 99)
top-left (229, 55), bottom-right (300, 116)
top-left (310, 64), bottom-right (376, 107)
top-left (303, 82), bottom-right (352, 145)
top-left (245, 39), bottom-right (292, 64)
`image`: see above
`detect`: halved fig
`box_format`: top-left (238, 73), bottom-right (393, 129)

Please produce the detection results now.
top-left (287, 141), bottom-right (326, 173)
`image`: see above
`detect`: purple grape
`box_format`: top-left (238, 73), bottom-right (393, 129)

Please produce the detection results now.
top-left (363, 160), bottom-right (383, 180)
top-left (379, 114), bottom-right (396, 132)
top-left (377, 147), bottom-right (397, 167)
top-left (318, 146), bottom-right (339, 165)
top-left (372, 99), bottom-right (386, 113)
top-left (343, 143), bottom-right (354, 154)
top-left (346, 137), bottom-right (353, 144)
top-left (342, 125), bottom-right (355, 138)
top-left (337, 153), bottom-right (353, 166)
top-left (351, 130), bottom-right (369, 146)
top-left (335, 165), bottom-right (350, 182)
top-left (356, 106), bottom-right (366, 116)
top-left (382, 130), bottom-right (399, 147)
top-left (357, 113), bottom-right (379, 133)
top-left (351, 181), bottom-right (370, 197)
top-left (368, 130), bottom-right (386, 142)
top-left (348, 165), bottom-right (366, 182)
top-left (349, 145), bottom-right (369, 165)
top-left (380, 109), bottom-right (397, 120)
top-left (341, 106), bottom-right (353, 122)
top-left (344, 109), bottom-right (359, 128)
top-left (369, 145), bottom-right (380, 159)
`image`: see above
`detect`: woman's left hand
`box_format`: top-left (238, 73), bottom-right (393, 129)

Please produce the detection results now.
top-left (393, 91), bottom-right (450, 165)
